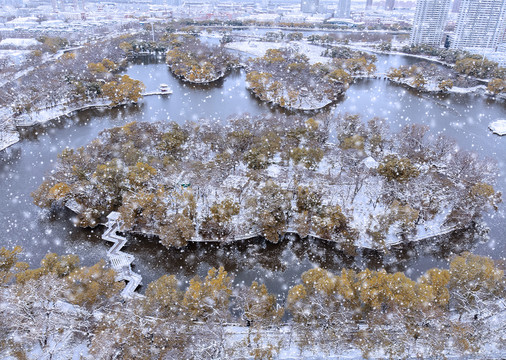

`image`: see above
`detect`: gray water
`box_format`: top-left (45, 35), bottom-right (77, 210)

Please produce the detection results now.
top-left (1, 53), bottom-right (505, 295)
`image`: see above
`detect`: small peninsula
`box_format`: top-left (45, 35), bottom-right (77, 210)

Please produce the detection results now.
top-left (166, 35), bottom-right (239, 83)
top-left (245, 47), bottom-right (351, 110)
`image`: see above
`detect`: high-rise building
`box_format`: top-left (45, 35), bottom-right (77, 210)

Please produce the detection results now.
top-left (451, 0), bottom-right (461, 13)
top-left (301, 0), bottom-right (319, 13)
top-left (337, 0), bottom-right (351, 17)
top-left (410, 0), bottom-right (451, 47)
top-left (366, 0), bottom-right (373, 10)
top-left (452, 0), bottom-right (506, 50)
top-left (385, 0), bottom-right (395, 10)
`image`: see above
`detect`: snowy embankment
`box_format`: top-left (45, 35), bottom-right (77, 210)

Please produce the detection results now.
top-left (0, 101), bottom-right (112, 150)
top-left (0, 131), bottom-right (20, 151)
top-left (244, 81), bottom-right (336, 111)
top-left (387, 76), bottom-right (487, 95)
top-left (0, 90), bottom-right (166, 151)
top-left (167, 64), bottom-right (227, 84)
top-left (489, 120), bottom-right (506, 135)
top-left (228, 40), bottom-right (343, 111)
top-left (235, 40), bottom-right (453, 67)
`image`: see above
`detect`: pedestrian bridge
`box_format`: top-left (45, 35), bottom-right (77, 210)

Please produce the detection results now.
top-left (102, 212), bottom-right (142, 298)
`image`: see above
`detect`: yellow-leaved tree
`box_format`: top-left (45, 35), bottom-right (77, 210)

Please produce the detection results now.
top-left (101, 75), bottom-right (145, 105)
top-left (183, 266), bottom-right (232, 322)
top-left (66, 260), bottom-right (124, 309)
top-left (0, 246), bottom-right (28, 285)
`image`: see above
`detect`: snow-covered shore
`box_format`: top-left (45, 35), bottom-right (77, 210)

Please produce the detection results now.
top-left (225, 40), bottom-right (329, 64)
top-left (15, 100), bottom-right (112, 127)
top-left (387, 76), bottom-right (488, 95)
top-left (346, 42), bottom-right (454, 68)
top-left (0, 131), bottom-right (20, 151)
top-left (0, 90), bottom-right (169, 151)
top-left (0, 101), bottom-right (112, 151)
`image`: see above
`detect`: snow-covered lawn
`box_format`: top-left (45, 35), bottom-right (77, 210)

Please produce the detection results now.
top-left (15, 100), bottom-right (112, 127)
top-left (388, 76), bottom-right (487, 95)
top-left (225, 40), bottom-right (330, 64)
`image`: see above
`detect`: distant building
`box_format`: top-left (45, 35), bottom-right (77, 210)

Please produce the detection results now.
top-left (451, 0), bottom-right (461, 13)
top-left (385, 0), bottom-right (395, 10)
top-left (452, 0), bottom-right (506, 50)
top-left (366, 0), bottom-right (373, 10)
top-left (336, 0), bottom-right (350, 18)
top-left (301, 0), bottom-right (319, 13)
top-left (410, 0), bottom-right (451, 47)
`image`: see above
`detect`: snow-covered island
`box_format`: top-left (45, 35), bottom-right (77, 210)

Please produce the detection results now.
top-left (385, 62), bottom-right (486, 94)
top-left (244, 47), bottom-right (349, 111)
top-left (226, 41), bottom-right (376, 111)
top-left (166, 34), bottom-right (239, 84)
top-left (33, 114), bottom-right (501, 252)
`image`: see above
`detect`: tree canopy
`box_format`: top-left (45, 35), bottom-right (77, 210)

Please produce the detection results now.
top-left (32, 114), bottom-right (500, 251)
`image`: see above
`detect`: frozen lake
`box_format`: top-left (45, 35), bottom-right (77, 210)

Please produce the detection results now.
top-left (1, 54), bottom-right (505, 296)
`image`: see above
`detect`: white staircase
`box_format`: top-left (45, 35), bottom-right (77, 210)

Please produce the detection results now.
top-left (102, 212), bottom-right (142, 298)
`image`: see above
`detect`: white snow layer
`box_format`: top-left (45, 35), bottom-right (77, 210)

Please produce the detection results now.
top-left (0, 131), bottom-right (20, 151)
top-left (489, 120), bottom-right (506, 135)
top-left (225, 40), bottom-right (329, 65)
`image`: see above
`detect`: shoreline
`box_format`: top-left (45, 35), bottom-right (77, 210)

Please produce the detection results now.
top-left (166, 62), bottom-right (237, 85)
top-left (245, 83), bottom-right (338, 111)
top-left (125, 223), bottom-right (466, 252)
top-left (84, 205), bottom-right (467, 253)
top-left (0, 91), bottom-right (168, 151)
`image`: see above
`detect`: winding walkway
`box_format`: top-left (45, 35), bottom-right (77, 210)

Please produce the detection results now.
top-left (102, 212), bottom-right (142, 298)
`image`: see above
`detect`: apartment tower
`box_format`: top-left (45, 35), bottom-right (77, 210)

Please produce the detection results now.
top-left (410, 0), bottom-right (451, 46)
top-left (452, 0), bottom-right (506, 50)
